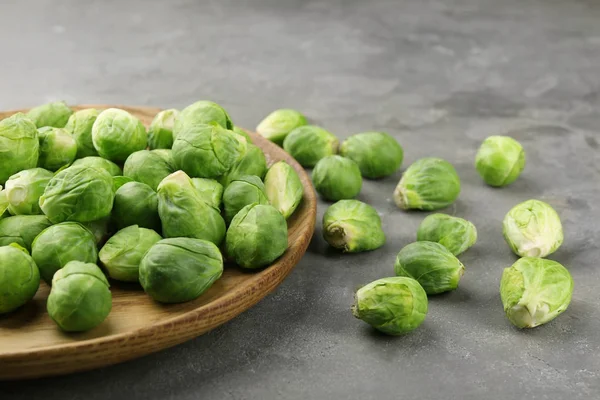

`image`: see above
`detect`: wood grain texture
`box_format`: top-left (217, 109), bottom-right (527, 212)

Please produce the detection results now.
top-left (0, 105), bottom-right (317, 380)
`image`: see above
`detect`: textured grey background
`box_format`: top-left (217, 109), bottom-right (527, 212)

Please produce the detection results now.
top-left (1, 0), bottom-right (600, 399)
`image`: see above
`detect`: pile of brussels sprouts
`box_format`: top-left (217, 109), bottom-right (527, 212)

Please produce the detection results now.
top-left (256, 109), bottom-right (573, 335)
top-left (0, 101), bottom-right (305, 332)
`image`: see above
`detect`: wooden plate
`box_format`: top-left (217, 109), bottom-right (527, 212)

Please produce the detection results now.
top-left (0, 105), bottom-right (317, 380)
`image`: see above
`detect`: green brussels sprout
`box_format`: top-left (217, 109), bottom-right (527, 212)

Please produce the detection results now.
top-left (112, 175), bottom-right (134, 192)
top-left (340, 132), bottom-right (403, 179)
top-left (256, 109), bottom-right (307, 145)
top-left (71, 156), bottom-right (122, 176)
top-left (63, 108), bottom-right (100, 158)
top-left (82, 217), bottom-right (112, 246)
top-left (0, 188), bottom-right (8, 220)
top-left (393, 157), bottom-right (461, 211)
top-left (283, 125), bottom-right (339, 168)
top-left (157, 171), bottom-right (226, 245)
top-left (322, 200), bottom-right (385, 252)
top-left (417, 213), bottom-right (477, 256)
top-left (502, 199), bottom-right (563, 258)
top-left (99, 225), bottom-right (162, 282)
top-left (500, 257), bottom-right (573, 328)
top-left (351, 277), bottom-right (427, 335)
top-left (191, 178), bottom-right (223, 210)
top-left (112, 181), bottom-right (161, 231)
top-left (37, 127), bottom-right (77, 171)
top-left (0, 244), bottom-right (40, 314)
top-left (0, 113), bottom-right (39, 184)
top-left (172, 123), bottom-right (245, 179)
top-left (47, 261), bottom-right (111, 332)
top-left (91, 108), bottom-right (147, 163)
top-left (173, 100), bottom-right (233, 136)
top-left (219, 143), bottom-right (267, 187)
top-left (139, 237), bottom-right (223, 303)
top-left (39, 166), bottom-right (115, 223)
top-left (264, 161), bottom-right (303, 219)
top-left (312, 155), bottom-right (362, 201)
top-left (31, 222), bottom-right (98, 283)
top-left (0, 215), bottom-right (52, 250)
top-left (148, 109), bottom-right (179, 149)
top-left (223, 175), bottom-right (269, 223)
top-left (4, 168), bottom-right (54, 215)
top-left (475, 136), bottom-right (525, 187)
top-left (26, 101), bottom-right (73, 128)
top-left (232, 125), bottom-right (252, 142)
top-left (123, 149), bottom-right (175, 191)
top-left (226, 204), bottom-right (288, 269)
top-left (394, 241), bottom-right (465, 295)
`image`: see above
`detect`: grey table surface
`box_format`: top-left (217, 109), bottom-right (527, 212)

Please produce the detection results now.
top-left (1, 0), bottom-right (600, 399)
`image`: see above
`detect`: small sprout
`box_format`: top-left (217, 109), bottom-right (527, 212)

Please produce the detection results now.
top-left (191, 178), bottom-right (224, 210)
top-left (219, 143), bottom-right (267, 187)
top-left (500, 257), bottom-right (573, 328)
top-left (64, 108), bottom-right (99, 158)
top-left (112, 175), bottom-right (134, 192)
top-left (91, 108), bottom-right (148, 163)
top-left (0, 215), bottom-right (53, 250)
top-left (340, 132), bottom-right (403, 178)
top-left (223, 175), bottom-right (269, 223)
top-left (322, 200), bottom-right (385, 252)
top-left (173, 100), bottom-right (234, 136)
top-left (148, 109), bottom-right (179, 149)
top-left (283, 125), bottom-right (339, 167)
top-left (394, 241), bottom-right (465, 295)
top-left (123, 149), bottom-right (175, 191)
top-left (312, 155), bottom-right (362, 201)
top-left (0, 113), bottom-right (39, 184)
top-left (37, 127), bottom-right (77, 171)
top-left (393, 157), bottom-right (460, 211)
top-left (256, 109), bottom-right (307, 145)
top-left (475, 136), bottom-right (525, 187)
top-left (26, 101), bottom-right (73, 128)
top-left (352, 277), bottom-right (427, 335)
top-left (112, 182), bottom-right (161, 232)
top-left (47, 261), bottom-right (112, 332)
top-left (264, 161), bottom-right (303, 219)
top-left (417, 213), bottom-right (477, 256)
top-left (4, 168), bottom-right (54, 215)
top-left (71, 156), bottom-right (122, 176)
top-left (502, 199), bottom-right (563, 257)
top-left (0, 244), bottom-right (40, 314)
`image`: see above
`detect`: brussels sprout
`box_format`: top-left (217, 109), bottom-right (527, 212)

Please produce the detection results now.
top-left (39, 166), bottom-right (115, 223)
top-left (150, 148), bottom-right (174, 164)
top-left (158, 171), bottom-right (226, 245)
top-left (0, 113), bottom-right (39, 184)
top-left (26, 101), bottom-right (72, 128)
top-left (475, 136), bottom-right (525, 187)
top-left (37, 127), bottom-right (77, 171)
top-left (71, 156), bottom-right (122, 176)
top-left (219, 143), bottom-right (267, 187)
top-left (191, 178), bottom-right (223, 210)
top-left (91, 108), bottom-right (147, 162)
top-left (340, 132), bottom-right (403, 179)
top-left (500, 257), bottom-right (573, 328)
top-left (4, 168), bottom-right (53, 215)
top-left (0, 188), bottom-right (8, 219)
top-left (63, 108), bottom-right (100, 158)
top-left (232, 125), bottom-right (252, 142)
top-left (99, 225), bottom-right (161, 282)
top-left (226, 204), bottom-right (288, 269)
top-left (82, 217), bottom-right (112, 246)
top-left (112, 175), bottom-right (134, 192)
top-left (264, 161), bottom-right (303, 219)
top-left (223, 176), bottom-right (269, 223)
top-left (173, 100), bottom-right (233, 136)
top-left (172, 123), bottom-right (245, 179)
top-left (322, 200), bottom-right (385, 252)
top-left (283, 125), bottom-right (339, 168)
top-left (0, 244), bottom-right (40, 314)
top-left (417, 213), bottom-right (477, 256)
top-left (352, 277), bottom-right (427, 335)
top-left (0, 215), bottom-right (53, 250)
top-left (148, 109), bottom-right (179, 149)
top-left (112, 181), bottom-right (161, 231)
top-left (47, 261), bottom-right (111, 332)
top-left (394, 241), bottom-right (465, 295)
top-left (502, 199), bottom-right (563, 258)
top-left (312, 155), bottom-right (362, 201)
top-left (123, 150), bottom-right (175, 191)
top-left (393, 157), bottom-right (461, 211)
top-left (139, 237), bottom-right (223, 303)
top-left (256, 109), bottom-right (307, 145)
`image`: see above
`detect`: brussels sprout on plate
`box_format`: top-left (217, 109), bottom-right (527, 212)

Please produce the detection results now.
top-left (417, 213), bottom-right (477, 256)
top-left (475, 135), bottom-right (525, 187)
top-left (264, 161), bottom-right (303, 219)
top-left (0, 244), bottom-right (40, 314)
top-left (256, 109), bottom-right (307, 145)
top-left (37, 127), bottom-right (77, 171)
top-left (219, 143), bottom-right (267, 187)
top-left (123, 149), bottom-right (175, 191)
top-left (223, 175), bottom-right (269, 224)
top-left (0, 215), bottom-right (53, 250)
top-left (148, 109), bottom-right (179, 149)
top-left (112, 181), bottom-right (161, 232)
top-left (0, 113), bottom-right (39, 184)
top-left (173, 101), bottom-right (233, 136)
top-left (92, 108), bottom-right (147, 163)
top-left (191, 178), bottom-right (224, 211)
top-left (340, 132), bottom-right (403, 179)
top-left (312, 155), bottom-right (362, 201)
top-left (26, 101), bottom-right (73, 128)
top-left (4, 168), bottom-right (53, 215)
top-left (64, 108), bottom-right (99, 158)
top-left (71, 156), bottom-right (122, 176)
top-left (283, 125), bottom-right (339, 168)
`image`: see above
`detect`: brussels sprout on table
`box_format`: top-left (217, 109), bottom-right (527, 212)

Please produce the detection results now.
top-left (139, 237), bottom-right (223, 303)
top-left (47, 261), bottom-right (112, 332)
top-left (393, 157), bottom-right (460, 211)
top-left (191, 178), bottom-right (224, 211)
top-left (475, 136), bottom-right (525, 187)
top-left (322, 200), bottom-right (385, 253)
top-left (148, 109), bottom-right (179, 149)
top-left (37, 127), bottom-right (77, 171)
top-left (283, 125), bottom-right (339, 168)
top-left (4, 168), bottom-right (53, 215)
top-left (223, 175), bottom-right (269, 224)
top-left (340, 132), bottom-right (403, 179)
top-left (173, 100), bottom-right (234, 136)
top-left (0, 215), bottom-right (53, 250)
top-left (256, 109), bottom-right (307, 145)
top-left (91, 108), bottom-right (147, 163)
top-left (71, 156), bottom-right (122, 176)
top-left (0, 244), bottom-right (40, 314)
top-left (112, 181), bottom-right (161, 232)
top-left (352, 277), bottom-right (427, 335)
top-left (123, 149), bottom-right (175, 191)
top-left (0, 113), bottom-right (39, 185)
top-left (394, 241), bottom-right (465, 295)
top-left (500, 257), bottom-right (573, 328)
top-left (219, 143), bottom-right (267, 187)
top-left (26, 101), bottom-right (73, 128)
top-left (264, 161), bottom-right (303, 219)
top-left (312, 155), bottom-right (362, 201)
top-left (112, 175), bottom-right (134, 192)
top-left (417, 213), bottom-right (477, 256)
top-left (63, 108), bottom-right (99, 158)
